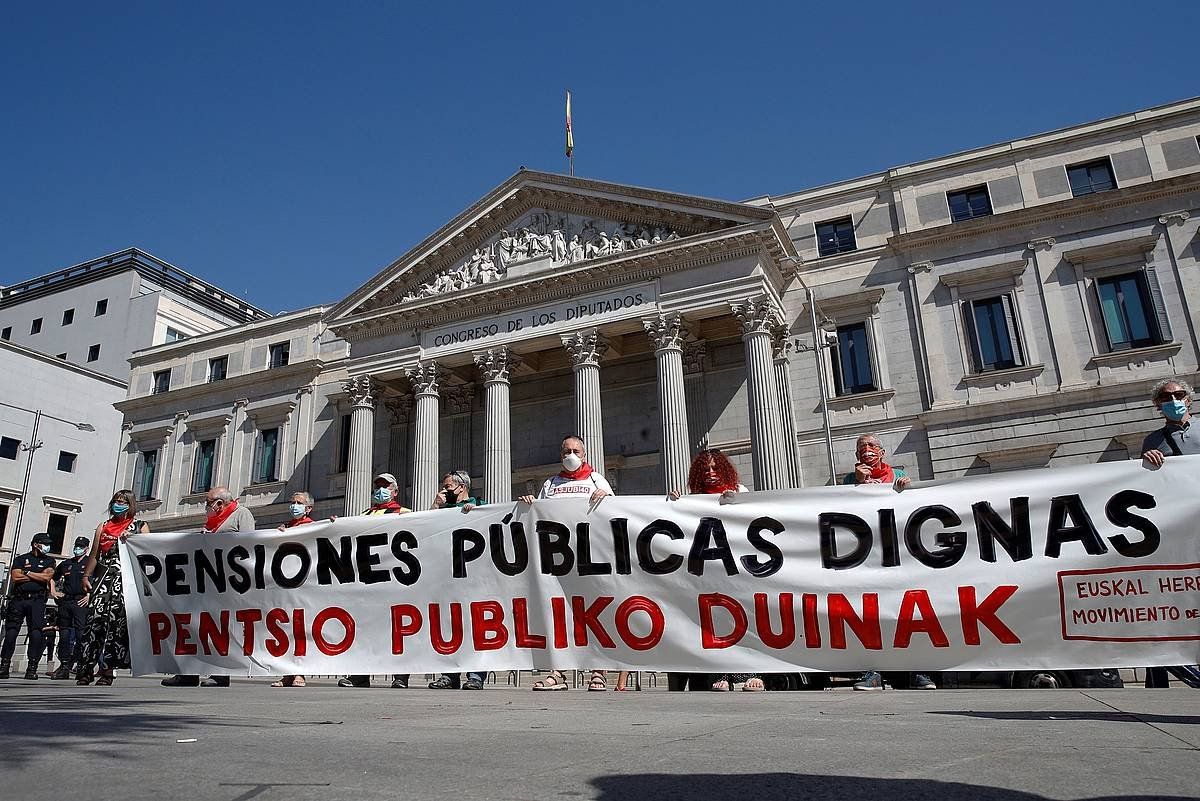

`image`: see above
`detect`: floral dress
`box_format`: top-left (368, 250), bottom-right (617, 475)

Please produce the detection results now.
top-left (75, 518), bottom-right (141, 677)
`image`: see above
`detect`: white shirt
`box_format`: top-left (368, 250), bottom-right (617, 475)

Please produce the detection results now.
top-left (537, 471), bottom-right (614, 499)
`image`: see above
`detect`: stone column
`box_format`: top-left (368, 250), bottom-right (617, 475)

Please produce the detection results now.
top-left (290, 386), bottom-right (315, 492)
top-left (383, 392), bottom-right (414, 502)
top-left (406, 362), bottom-right (441, 513)
top-left (771, 322), bottom-right (803, 488)
top-left (731, 296), bottom-right (788, 490)
top-left (906, 261), bottom-right (953, 408)
top-left (161, 412), bottom-right (188, 511)
top-left (224, 398), bottom-right (249, 494)
top-left (643, 313), bottom-right (691, 495)
top-left (475, 347), bottom-right (520, 504)
top-left (1158, 211), bottom-right (1199, 364)
top-left (683, 341), bottom-right (710, 451)
top-left (1026, 237), bottom-right (1086, 390)
top-left (562, 329), bottom-right (608, 473)
top-left (343, 376), bottom-right (377, 515)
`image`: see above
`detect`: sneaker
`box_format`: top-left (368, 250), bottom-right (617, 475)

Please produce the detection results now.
top-left (428, 676), bottom-right (457, 689)
top-left (337, 676), bottom-right (369, 688)
top-left (390, 676), bottom-right (409, 689)
top-left (200, 676), bottom-right (230, 687)
top-left (161, 674), bottom-right (200, 687)
top-left (912, 673), bottom-right (937, 690)
top-left (461, 678), bottom-right (484, 690)
top-left (852, 671), bottom-right (884, 691)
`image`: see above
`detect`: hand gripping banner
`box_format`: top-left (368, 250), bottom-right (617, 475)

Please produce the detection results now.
top-left (121, 458), bottom-right (1200, 676)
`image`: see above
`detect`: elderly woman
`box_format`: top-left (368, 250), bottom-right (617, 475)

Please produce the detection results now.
top-left (76, 490), bottom-right (149, 686)
top-left (273, 491), bottom-right (316, 688)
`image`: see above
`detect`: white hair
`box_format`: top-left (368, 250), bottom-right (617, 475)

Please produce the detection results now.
top-left (1149, 377), bottom-right (1194, 400)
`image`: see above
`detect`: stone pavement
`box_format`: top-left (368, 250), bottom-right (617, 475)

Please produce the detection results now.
top-left (0, 678), bottom-right (1196, 801)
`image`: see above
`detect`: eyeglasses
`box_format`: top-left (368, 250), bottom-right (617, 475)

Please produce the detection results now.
top-left (1155, 390), bottom-right (1190, 403)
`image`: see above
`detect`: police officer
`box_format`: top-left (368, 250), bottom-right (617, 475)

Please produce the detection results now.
top-left (0, 532), bottom-right (57, 680)
top-left (50, 536), bottom-right (91, 680)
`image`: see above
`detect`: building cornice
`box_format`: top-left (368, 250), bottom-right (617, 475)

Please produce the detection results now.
top-left (128, 306), bottom-right (329, 366)
top-left (115, 358), bottom-right (324, 413)
top-left (0, 340), bottom-right (128, 389)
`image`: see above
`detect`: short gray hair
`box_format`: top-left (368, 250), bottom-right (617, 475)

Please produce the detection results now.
top-left (290, 491), bottom-right (313, 505)
top-left (445, 470), bottom-right (471, 490)
top-left (1149, 377), bottom-right (1194, 401)
top-left (211, 486), bottom-right (235, 502)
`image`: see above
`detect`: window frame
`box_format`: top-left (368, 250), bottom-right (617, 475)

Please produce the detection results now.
top-left (253, 427), bottom-right (281, 484)
top-left (94, 299), bottom-right (108, 316)
top-left (134, 448), bottom-right (159, 502)
top-left (192, 438), bottom-right (217, 494)
top-left (268, 341), bottom-right (290, 369)
top-left (1, 327), bottom-right (10, 340)
top-left (815, 216), bottom-right (858, 258)
top-left (30, 318), bottom-right (42, 335)
top-left (62, 308), bottom-right (75, 326)
top-left (962, 294), bottom-right (1026, 373)
top-left (208, 355), bottom-right (228, 382)
top-left (152, 369), bottom-right (172, 394)
top-left (1094, 271), bottom-right (1165, 352)
top-left (0, 437), bottom-right (20, 460)
top-left (1066, 157), bottom-right (1117, 198)
top-left (831, 321), bottom-right (878, 396)
top-left (57, 450), bottom-right (78, 473)
top-left (947, 185), bottom-right (994, 223)
top-left (87, 344), bottom-right (101, 363)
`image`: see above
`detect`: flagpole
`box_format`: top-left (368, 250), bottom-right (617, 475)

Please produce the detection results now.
top-left (565, 89), bottom-right (574, 176)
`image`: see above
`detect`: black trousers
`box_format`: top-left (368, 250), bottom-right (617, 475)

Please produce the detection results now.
top-left (57, 597), bottom-right (88, 665)
top-left (2, 595), bottom-right (48, 665)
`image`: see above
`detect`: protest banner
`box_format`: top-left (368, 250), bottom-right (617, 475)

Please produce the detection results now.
top-left (121, 457), bottom-right (1200, 676)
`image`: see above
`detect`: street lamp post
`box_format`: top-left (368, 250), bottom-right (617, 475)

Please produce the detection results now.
top-left (796, 288), bottom-right (839, 484)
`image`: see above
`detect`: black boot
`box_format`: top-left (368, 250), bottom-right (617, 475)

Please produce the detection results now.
top-left (51, 665), bottom-right (73, 680)
top-left (23, 664), bottom-right (39, 680)
top-left (0, 660), bottom-right (10, 679)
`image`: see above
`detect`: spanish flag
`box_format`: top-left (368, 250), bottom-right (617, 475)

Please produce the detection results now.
top-left (565, 90), bottom-right (574, 158)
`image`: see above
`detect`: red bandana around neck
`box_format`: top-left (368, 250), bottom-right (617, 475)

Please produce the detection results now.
top-left (558, 462), bottom-right (594, 481)
top-left (370, 500), bottom-right (404, 512)
top-left (204, 499), bottom-right (239, 532)
top-left (864, 462), bottom-right (896, 484)
top-left (700, 480), bottom-right (739, 495)
top-left (99, 516), bottom-right (133, 552)
top-left (285, 516), bottom-right (314, 527)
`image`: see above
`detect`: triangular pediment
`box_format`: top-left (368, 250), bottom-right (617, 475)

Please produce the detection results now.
top-left (328, 171), bottom-right (778, 322)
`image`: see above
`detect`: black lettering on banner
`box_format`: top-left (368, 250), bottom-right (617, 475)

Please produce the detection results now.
top-left (536, 520), bottom-right (575, 576)
top-left (195, 548), bottom-right (227, 593)
top-left (688, 517), bottom-right (738, 576)
top-left (136, 554), bottom-right (162, 597)
top-left (972, 498), bottom-right (1033, 563)
top-left (253, 543), bottom-right (267, 590)
top-left (270, 542), bottom-right (311, 589)
top-left (1104, 490), bottom-right (1160, 558)
top-left (165, 552), bottom-right (190, 595)
top-left (819, 512), bottom-right (872, 570)
top-left (354, 533), bottom-right (391, 584)
top-left (452, 529), bottom-right (486, 578)
top-left (390, 531), bottom-right (421, 585)
top-left (609, 518), bottom-right (633, 575)
top-left (316, 536), bottom-right (356, 584)
top-left (636, 519), bottom-right (684, 575)
top-left (1045, 494), bottom-right (1108, 557)
top-left (228, 545), bottom-right (251, 593)
top-left (741, 516), bottom-right (784, 578)
top-left (489, 522), bottom-right (528, 576)
top-left (878, 509), bottom-right (901, 568)
top-left (904, 505), bottom-right (966, 569)
top-left (576, 523), bottom-right (612, 576)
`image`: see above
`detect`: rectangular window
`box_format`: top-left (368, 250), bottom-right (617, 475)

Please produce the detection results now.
top-left (0, 437), bottom-right (20, 460)
top-left (95, 299), bottom-right (108, 316)
top-left (1096, 272), bottom-right (1166, 351)
top-left (947, 185), bottom-right (993, 222)
top-left (62, 308), bottom-right (74, 326)
top-left (136, 449), bottom-right (159, 501)
top-left (30, 318), bottom-right (42, 335)
top-left (964, 295), bottom-right (1025, 372)
top-left (815, 217), bottom-right (857, 257)
top-left (46, 513), bottom-right (68, 554)
top-left (1067, 158), bottom-right (1116, 197)
top-left (832, 322), bottom-right (876, 395)
top-left (87, 344), bottom-right (101, 362)
top-left (152, 369), bottom-right (171, 394)
top-left (1, 327), bottom-right (9, 340)
top-left (164, 326), bottom-right (187, 343)
top-left (193, 439), bottom-right (216, 493)
top-left (209, 356), bottom-right (228, 382)
top-left (337, 414), bottom-right (351, 473)
top-left (57, 451), bottom-right (77, 472)
top-left (269, 341), bottom-right (290, 368)
top-left (254, 428), bottom-right (280, 483)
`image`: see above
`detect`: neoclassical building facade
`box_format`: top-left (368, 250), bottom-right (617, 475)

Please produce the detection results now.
top-left (116, 97), bottom-right (1200, 530)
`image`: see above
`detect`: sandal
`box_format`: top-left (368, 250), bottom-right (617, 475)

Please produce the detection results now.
top-left (292, 676), bottom-right (305, 687)
top-left (711, 679), bottom-right (731, 691)
top-left (531, 670), bottom-right (568, 691)
top-left (742, 677), bottom-right (765, 692)
top-left (588, 670), bottom-right (608, 692)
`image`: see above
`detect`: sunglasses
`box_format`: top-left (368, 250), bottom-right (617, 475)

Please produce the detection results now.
top-left (1155, 390), bottom-right (1190, 403)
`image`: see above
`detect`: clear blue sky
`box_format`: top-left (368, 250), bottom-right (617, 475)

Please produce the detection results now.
top-left (3, 2), bottom-right (1196, 313)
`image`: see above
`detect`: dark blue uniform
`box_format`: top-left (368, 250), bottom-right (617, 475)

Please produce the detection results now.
top-left (53, 555), bottom-right (90, 668)
top-left (2, 549), bottom-right (56, 673)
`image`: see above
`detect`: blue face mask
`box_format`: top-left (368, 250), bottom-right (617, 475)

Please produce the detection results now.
top-left (372, 487), bottom-right (392, 504)
top-left (111, 503), bottom-right (129, 516)
top-left (73, 547), bottom-right (86, 557)
top-left (1162, 399), bottom-right (1188, 421)
top-left (289, 503), bottom-right (307, 519)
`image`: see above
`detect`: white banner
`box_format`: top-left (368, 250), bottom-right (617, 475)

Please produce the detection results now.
top-left (121, 458), bottom-right (1200, 676)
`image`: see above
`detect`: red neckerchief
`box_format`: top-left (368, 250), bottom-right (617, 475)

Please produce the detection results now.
top-left (558, 462), bottom-right (594, 481)
top-left (204, 499), bottom-right (240, 532)
top-left (864, 462), bottom-right (896, 484)
top-left (285, 516), bottom-right (314, 528)
top-left (699, 480), bottom-right (739, 495)
top-left (99, 516), bottom-right (133, 553)
top-left (369, 501), bottom-right (405, 513)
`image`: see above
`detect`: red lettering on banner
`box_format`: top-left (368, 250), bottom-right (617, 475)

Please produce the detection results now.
top-left (198, 610), bottom-right (231, 656)
top-left (755, 592), bottom-right (796, 648)
top-left (613, 596), bottom-right (664, 650)
top-left (513, 597), bottom-right (546, 649)
top-left (430, 603), bottom-right (464, 655)
top-left (265, 608), bottom-right (290, 658)
top-left (390, 604), bottom-right (422, 654)
top-left (894, 589), bottom-right (950, 648)
top-left (802, 593), bottom-right (821, 648)
top-left (959, 585), bottom-right (1021, 645)
top-left (828, 593), bottom-right (882, 650)
top-left (235, 609), bottom-right (263, 656)
top-left (699, 593), bottom-right (747, 649)
top-left (173, 613), bottom-right (197, 655)
top-left (148, 612), bottom-right (171, 655)
top-left (471, 600), bottom-right (508, 651)
top-left (572, 595), bottom-right (616, 648)
top-left (312, 607), bottom-right (355, 655)
top-left (291, 608), bottom-right (307, 657)
top-left (551, 596), bottom-right (568, 649)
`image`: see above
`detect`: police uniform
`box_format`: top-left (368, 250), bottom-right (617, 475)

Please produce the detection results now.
top-left (1, 533), bottom-right (57, 679)
top-left (51, 537), bottom-right (91, 678)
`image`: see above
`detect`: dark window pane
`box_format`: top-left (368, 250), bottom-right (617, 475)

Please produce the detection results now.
top-left (970, 297), bottom-right (1018, 371)
top-left (948, 186), bottom-right (993, 223)
top-left (209, 356), bottom-right (227, 382)
top-left (95, 299), bottom-right (108, 316)
top-left (87, 344), bottom-right (101, 362)
top-left (269, 342), bottom-right (290, 368)
top-left (153, 370), bottom-right (171, 394)
top-left (816, 217), bottom-right (857, 257)
top-left (1097, 272), bottom-right (1159, 351)
top-left (139, 449), bottom-right (158, 501)
top-left (30, 318), bottom-right (42, 335)
top-left (0, 437), bottom-right (20, 460)
top-left (62, 309), bottom-right (74, 326)
top-left (257, 428), bottom-right (279, 482)
top-left (193, 439), bottom-right (216, 493)
top-left (833, 322), bottom-right (875, 395)
top-left (46, 513), bottom-right (68, 554)
top-left (57, 451), bottom-right (77, 472)
top-left (1, 327), bottom-right (9, 340)
top-left (1068, 159), bottom-right (1116, 197)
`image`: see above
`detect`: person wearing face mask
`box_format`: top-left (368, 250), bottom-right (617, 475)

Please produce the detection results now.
top-left (520, 437), bottom-right (616, 692)
top-left (162, 487), bottom-right (254, 688)
top-left (0, 532), bottom-right (57, 680)
top-left (49, 536), bottom-right (92, 680)
top-left (1138, 378), bottom-right (1200, 689)
top-left (268, 492), bottom-right (317, 688)
top-left (76, 491), bottom-right (149, 686)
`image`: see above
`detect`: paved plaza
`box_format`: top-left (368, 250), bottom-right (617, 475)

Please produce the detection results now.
top-left (1, 677), bottom-right (1196, 801)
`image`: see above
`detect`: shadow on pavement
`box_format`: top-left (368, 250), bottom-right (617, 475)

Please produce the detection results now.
top-left (929, 710), bottom-right (1200, 725)
top-left (591, 773), bottom-right (1192, 801)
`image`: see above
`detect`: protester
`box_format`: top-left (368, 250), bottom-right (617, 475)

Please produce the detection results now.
top-left (428, 471), bottom-right (487, 690)
top-left (842, 433), bottom-right (935, 691)
top-left (520, 436), bottom-right (616, 692)
top-left (1139, 378), bottom-right (1200, 689)
top-left (76, 491), bottom-right (149, 686)
top-left (339, 473), bottom-right (411, 689)
top-left (50, 536), bottom-right (91, 680)
top-left (162, 487), bottom-right (252, 688)
top-left (0, 532), bottom-right (56, 680)
top-left (40, 595), bottom-right (59, 676)
top-left (272, 491), bottom-right (316, 688)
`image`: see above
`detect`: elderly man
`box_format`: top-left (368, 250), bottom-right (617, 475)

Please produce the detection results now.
top-left (1139, 378), bottom-right (1200, 689)
top-left (428, 471), bottom-right (486, 690)
top-left (273, 491), bottom-right (317, 688)
top-left (162, 486), bottom-right (257, 688)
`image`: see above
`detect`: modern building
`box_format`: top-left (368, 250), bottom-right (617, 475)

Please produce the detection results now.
top-left (117, 96), bottom-right (1200, 533)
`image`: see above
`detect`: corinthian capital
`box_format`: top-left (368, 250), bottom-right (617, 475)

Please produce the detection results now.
top-left (474, 346), bottom-right (521, 383)
top-left (769, 322), bottom-right (794, 361)
top-left (343, 375), bottom-right (377, 407)
top-left (643, 313), bottom-right (688, 352)
top-left (561, 329), bottom-right (609, 367)
top-left (405, 362), bottom-right (441, 396)
top-left (730, 296), bottom-right (782, 336)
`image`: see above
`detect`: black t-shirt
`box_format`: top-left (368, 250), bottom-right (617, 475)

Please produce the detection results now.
top-left (54, 556), bottom-right (89, 596)
top-left (8, 551), bottom-right (56, 596)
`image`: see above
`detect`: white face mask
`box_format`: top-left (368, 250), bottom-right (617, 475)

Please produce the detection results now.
top-left (562, 453), bottom-right (583, 472)
top-left (289, 503), bottom-right (307, 519)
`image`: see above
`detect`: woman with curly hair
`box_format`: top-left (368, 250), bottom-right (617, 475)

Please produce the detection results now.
top-left (75, 490), bottom-right (149, 686)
